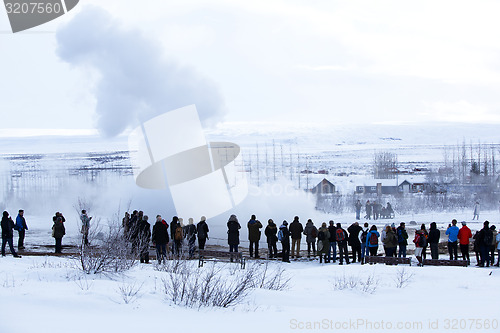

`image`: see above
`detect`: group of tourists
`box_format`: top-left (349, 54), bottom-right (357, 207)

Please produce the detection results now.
top-left (121, 211), bottom-right (210, 263)
top-left (357, 200), bottom-right (394, 220)
top-left (1, 209), bottom-right (69, 256)
top-left (444, 219), bottom-right (498, 267)
top-left (224, 215), bottom-right (500, 267)
top-left (225, 215), bottom-right (399, 264)
top-left (1, 210), bottom-right (26, 258)
top-left (2, 208), bottom-right (499, 269)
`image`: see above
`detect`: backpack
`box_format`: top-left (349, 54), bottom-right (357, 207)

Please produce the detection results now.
top-left (278, 229), bottom-right (283, 242)
top-left (360, 230), bottom-right (368, 243)
top-left (369, 232), bottom-right (378, 245)
top-left (311, 227), bottom-right (317, 238)
top-left (174, 225), bottom-right (183, 241)
top-left (419, 234), bottom-right (426, 247)
top-left (318, 230), bottom-right (326, 241)
top-left (336, 229), bottom-right (345, 242)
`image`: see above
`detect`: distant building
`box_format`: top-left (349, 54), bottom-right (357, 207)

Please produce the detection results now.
top-left (311, 178), bottom-right (336, 194)
top-left (355, 179), bottom-right (401, 195)
top-left (355, 177), bottom-right (431, 195)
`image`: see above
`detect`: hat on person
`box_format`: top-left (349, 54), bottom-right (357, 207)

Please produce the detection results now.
top-left (461, 221), bottom-right (466, 225)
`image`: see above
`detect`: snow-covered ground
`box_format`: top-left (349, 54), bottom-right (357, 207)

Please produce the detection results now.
top-left (0, 252), bottom-right (498, 333)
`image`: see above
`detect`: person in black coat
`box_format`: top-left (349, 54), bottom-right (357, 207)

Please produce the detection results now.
top-left (265, 219), bottom-right (278, 258)
top-left (152, 215), bottom-right (169, 264)
top-left (129, 211), bottom-right (143, 254)
top-left (126, 210), bottom-right (138, 239)
top-left (138, 215), bottom-right (151, 263)
top-left (327, 221), bottom-right (337, 262)
top-left (185, 218), bottom-right (197, 258)
top-left (227, 215), bottom-right (241, 253)
top-left (170, 216), bottom-right (181, 255)
top-left (347, 222), bottom-right (362, 263)
top-left (427, 222), bottom-right (440, 259)
top-left (477, 221), bottom-right (493, 267)
top-left (196, 216), bottom-right (209, 250)
top-left (52, 216), bottom-right (65, 254)
top-left (279, 221), bottom-right (291, 263)
top-left (1, 211), bottom-right (20, 257)
top-left (336, 223), bottom-right (350, 265)
top-left (289, 216), bottom-right (303, 259)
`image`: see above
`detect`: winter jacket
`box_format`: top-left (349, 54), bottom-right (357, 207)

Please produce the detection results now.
top-left (52, 219), bottom-right (65, 239)
top-left (247, 219), bottom-right (263, 242)
top-left (80, 213), bottom-right (90, 229)
top-left (1, 217), bottom-right (15, 239)
top-left (347, 223), bottom-right (362, 246)
top-left (473, 203), bottom-right (480, 215)
top-left (496, 233), bottom-right (500, 250)
top-left (473, 232), bottom-right (480, 252)
top-left (491, 230), bottom-right (498, 247)
top-left (428, 223), bottom-right (440, 243)
top-left (152, 221), bottom-right (169, 244)
top-left (170, 217), bottom-right (179, 240)
top-left (227, 215), bottom-right (241, 245)
top-left (457, 226), bottom-right (472, 245)
top-left (197, 220), bottom-right (209, 240)
top-left (366, 230), bottom-right (380, 248)
top-left (15, 214), bottom-right (28, 231)
top-left (279, 224), bottom-right (290, 244)
top-left (383, 229), bottom-right (398, 248)
top-left (380, 225), bottom-right (389, 243)
top-left (303, 221), bottom-right (318, 243)
top-left (317, 227), bottom-right (330, 254)
top-left (289, 219), bottom-right (303, 239)
top-left (138, 219), bottom-right (151, 244)
top-left (185, 224), bottom-right (197, 242)
top-left (445, 225), bottom-right (459, 242)
top-left (476, 227), bottom-right (493, 247)
top-left (265, 222), bottom-right (278, 244)
top-left (328, 225), bottom-right (337, 242)
top-left (365, 202), bottom-right (372, 214)
top-left (396, 227), bottom-right (408, 245)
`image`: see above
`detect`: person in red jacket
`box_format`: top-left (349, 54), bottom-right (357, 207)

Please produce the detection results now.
top-left (457, 221), bottom-right (472, 264)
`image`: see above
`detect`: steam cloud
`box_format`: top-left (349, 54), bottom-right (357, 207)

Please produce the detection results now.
top-left (56, 6), bottom-right (225, 137)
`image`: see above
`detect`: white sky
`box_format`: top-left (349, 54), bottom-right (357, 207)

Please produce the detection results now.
top-left (1, 0), bottom-right (500, 133)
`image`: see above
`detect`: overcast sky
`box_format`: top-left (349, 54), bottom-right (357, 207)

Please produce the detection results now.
top-left (1, 0), bottom-right (500, 135)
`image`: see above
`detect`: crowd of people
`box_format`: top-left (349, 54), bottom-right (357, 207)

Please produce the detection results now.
top-left (121, 211), bottom-right (210, 263)
top-left (220, 215), bottom-right (500, 267)
top-left (1, 208), bottom-right (499, 269)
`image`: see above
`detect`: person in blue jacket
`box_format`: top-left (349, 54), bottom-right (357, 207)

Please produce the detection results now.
top-left (445, 219), bottom-right (460, 260)
top-left (366, 225), bottom-right (380, 257)
top-left (15, 209), bottom-right (28, 250)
